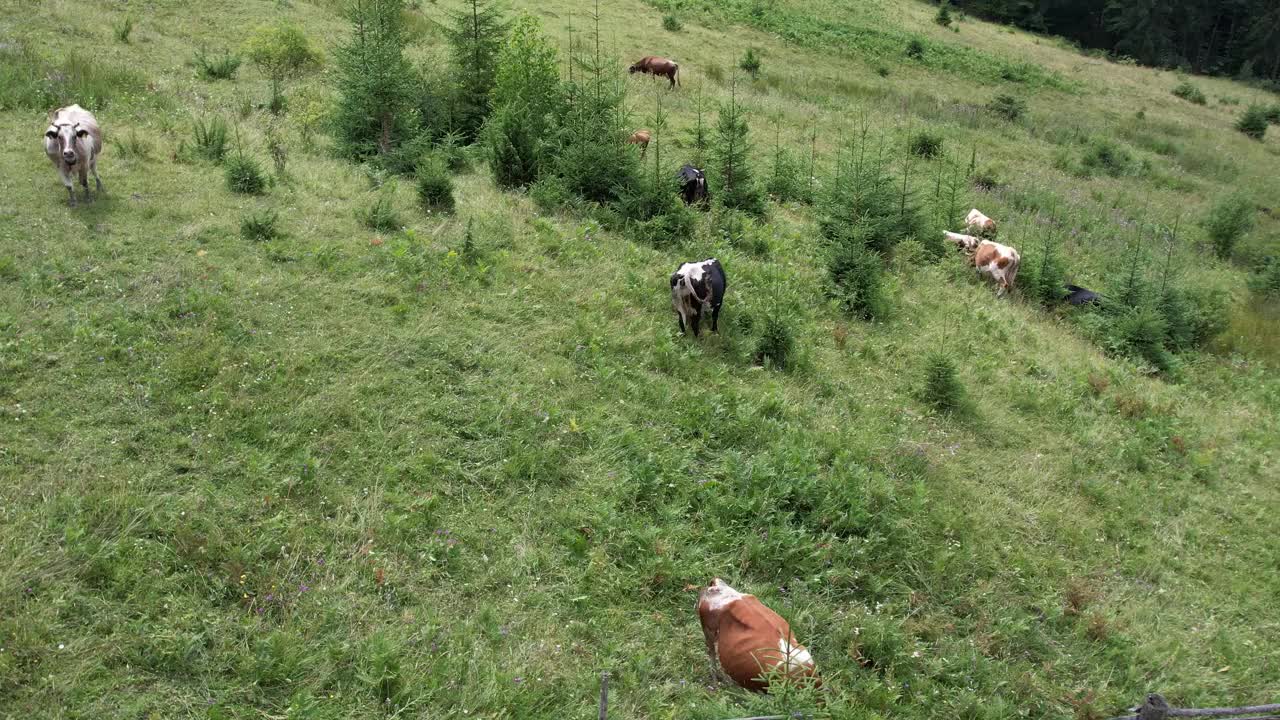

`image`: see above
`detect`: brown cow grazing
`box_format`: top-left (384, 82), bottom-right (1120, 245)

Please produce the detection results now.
top-left (697, 578), bottom-right (820, 692)
top-left (973, 240), bottom-right (1020, 296)
top-left (627, 130), bottom-right (651, 158)
top-left (629, 56), bottom-right (680, 88)
top-left (45, 104), bottom-right (104, 207)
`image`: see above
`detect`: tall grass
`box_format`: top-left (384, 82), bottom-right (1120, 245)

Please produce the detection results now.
top-left (0, 45), bottom-right (143, 111)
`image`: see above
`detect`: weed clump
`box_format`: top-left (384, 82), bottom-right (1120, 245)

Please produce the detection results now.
top-left (1171, 81), bottom-right (1206, 105)
top-left (740, 48), bottom-right (762, 80)
top-left (1236, 105), bottom-right (1269, 140)
top-left (906, 38), bottom-right (925, 59)
top-left (662, 15), bottom-right (682, 32)
top-left (240, 210), bottom-right (282, 242)
top-left (194, 48), bottom-right (241, 80)
top-left (1078, 137), bottom-right (1137, 177)
top-left (225, 135), bottom-right (268, 195)
top-left (755, 314), bottom-right (796, 370)
top-left (358, 187), bottom-right (402, 231)
top-left (113, 17), bottom-right (134, 44)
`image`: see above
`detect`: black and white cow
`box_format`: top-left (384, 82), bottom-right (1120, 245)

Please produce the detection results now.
top-left (670, 258), bottom-right (726, 337)
top-left (678, 164), bottom-right (709, 206)
top-left (1064, 284), bottom-right (1101, 306)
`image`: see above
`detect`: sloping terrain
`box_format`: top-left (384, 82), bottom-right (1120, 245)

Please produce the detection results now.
top-left (0, 1), bottom-right (1277, 719)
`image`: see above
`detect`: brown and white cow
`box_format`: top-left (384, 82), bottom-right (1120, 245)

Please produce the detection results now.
top-left (628, 56), bottom-right (680, 88)
top-left (973, 240), bottom-right (1020, 296)
top-left (943, 230), bottom-right (981, 253)
top-left (697, 578), bottom-right (820, 692)
top-left (627, 129), bottom-right (652, 158)
top-left (964, 208), bottom-right (997, 237)
top-left (44, 104), bottom-right (104, 207)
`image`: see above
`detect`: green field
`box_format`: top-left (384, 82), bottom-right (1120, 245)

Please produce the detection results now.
top-left (1, 1), bottom-right (1278, 718)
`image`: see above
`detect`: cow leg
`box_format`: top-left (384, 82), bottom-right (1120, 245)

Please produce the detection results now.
top-left (91, 160), bottom-right (104, 193)
top-left (78, 165), bottom-right (92, 203)
top-left (59, 167), bottom-right (76, 207)
top-left (690, 311), bottom-right (701, 338)
top-left (677, 312), bottom-right (687, 335)
top-left (711, 304), bottom-right (721, 333)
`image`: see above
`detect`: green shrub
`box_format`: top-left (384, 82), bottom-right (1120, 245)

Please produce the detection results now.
top-left (243, 22), bottom-right (321, 114)
top-left (225, 149), bottom-right (268, 195)
top-left (934, 2), bottom-right (953, 28)
top-left (415, 154), bottom-right (455, 214)
top-left (1202, 194), bottom-right (1254, 259)
top-left (909, 131), bottom-right (944, 159)
top-left (1079, 137), bottom-right (1136, 177)
top-left (755, 314), bottom-right (796, 370)
top-left (1264, 104), bottom-right (1280, 125)
top-left (906, 39), bottom-right (925, 59)
top-left (1236, 105), bottom-right (1269, 140)
top-left (333, 0), bottom-right (418, 159)
top-left (192, 116), bottom-right (229, 163)
top-left (987, 93), bottom-right (1027, 122)
top-left (828, 233), bottom-right (889, 321)
top-left (662, 15), bottom-right (682, 32)
top-left (1249, 258), bottom-right (1280, 298)
top-left (1171, 81), bottom-right (1206, 105)
top-left (530, 175), bottom-right (572, 213)
top-left (1019, 241), bottom-right (1069, 307)
top-left (921, 352), bottom-right (966, 412)
top-left (240, 210), bottom-right (282, 242)
top-left (1159, 285), bottom-right (1228, 351)
top-left (357, 188), bottom-right (402, 231)
top-left (711, 82), bottom-right (767, 217)
top-left (740, 48), bottom-right (762, 80)
top-left (1112, 305), bottom-right (1173, 373)
top-left (193, 48), bottom-right (242, 81)
top-left (875, 65), bottom-right (890, 78)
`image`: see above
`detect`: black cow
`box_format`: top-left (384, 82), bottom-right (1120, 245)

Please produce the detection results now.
top-left (678, 164), bottom-right (709, 206)
top-left (670, 259), bottom-right (726, 337)
top-left (1064, 284), bottom-right (1102, 306)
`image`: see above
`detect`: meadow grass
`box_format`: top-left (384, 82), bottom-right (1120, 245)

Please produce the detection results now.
top-left (1, 0), bottom-right (1278, 719)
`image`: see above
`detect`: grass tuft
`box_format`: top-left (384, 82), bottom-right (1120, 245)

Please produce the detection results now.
top-left (194, 48), bottom-right (242, 80)
top-left (240, 209), bottom-right (282, 241)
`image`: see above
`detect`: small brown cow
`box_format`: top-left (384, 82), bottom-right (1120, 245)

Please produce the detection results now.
top-left (697, 578), bottom-right (820, 692)
top-left (629, 56), bottom-right (680, 88)
top-left (627, 130), bottom-right (651, 158)
top-left (44, 104), bottom-right (104, 207)
top-left (964, 208), bottom-right (997, 237)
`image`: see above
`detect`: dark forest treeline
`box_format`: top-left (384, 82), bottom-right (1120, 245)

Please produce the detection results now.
top-left (950, 0), bottom-right (1280, 84)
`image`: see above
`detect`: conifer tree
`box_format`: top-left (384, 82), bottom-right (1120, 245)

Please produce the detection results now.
top-left (447, 0), bottom-right (508, 141)
top-left (332, 0), bottom-right (418, 159)
top-left (712, 78), bottom-right (766, 217)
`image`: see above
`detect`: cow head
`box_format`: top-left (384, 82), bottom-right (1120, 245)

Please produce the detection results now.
top-left (698, 578), bottom-right (743, 609)
top-left (46, 123), bottom-right (86, 165)
top-left (628, 63), bottom-right (640, 74)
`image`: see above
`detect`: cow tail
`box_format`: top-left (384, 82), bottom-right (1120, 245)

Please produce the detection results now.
top-left (676, 64), bottom-right (681, 87)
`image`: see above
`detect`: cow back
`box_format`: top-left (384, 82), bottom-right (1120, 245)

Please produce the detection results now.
top-left (716, 595), bottom-right (815, 691)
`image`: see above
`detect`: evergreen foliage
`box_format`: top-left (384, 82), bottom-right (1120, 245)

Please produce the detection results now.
top-left (921, 352), bottom-right (966, 412)
top-left (446, 0), bottom-right (509, 141)
top-left (740, 48), bottom-right (762, 80)
top-left (986, 93), bottom-right (1027, 121)
top-left (332, 0), bottom-right (419, 161)
top-left (485, 14), bottom-right (561, 188)
top-left (1171, 81), bottom-right (1207, 105)
top-left (711, 81), bottom-right (767, 217)
top-left (1236, 104), bottom-right (1269, 140)
top-left (1202, 194), bottom-right (1254, 258)
top-left (416, 154), bottom-right (455, 213)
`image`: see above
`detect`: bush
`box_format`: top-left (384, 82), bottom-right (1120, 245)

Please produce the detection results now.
top-left (446, 0), bottom-right (509, 141)
top-left (1079, 137), bottom-right (1136, 177)
top-left (740, 48), bottom-right (762, 80)
top-left (1249, 258), bottom-right (1280, 298)
top-left (415, 154), bottom-right (455, 213)
top-left (240, 210), bottom-right (282, 242)
top-left (192, 116), bottom-right (229, 163)
top-left (1171, 81), bottom-right (1206, 105)
top-left (1113, 305), bottom-right (1173, 373)
top-left (1236, 105), bottom-right (1269, 140)
top-left (662, 15), bottom-right (682, 32)
top-left (909, 131), bottom-right (944, 159)
top-left (828, 233), bottom-right (889, 321)
top-left (357, 188), bottom-right (402, 231)
top-left (225, 149), bottom-right (268, 195)
top-left (530, 175), bottom-right (572, 213)
top-left (905, 39), bottom-right (925, 59)
top-left (754, 314), bottom-right (795, 370)
top-left (711, 82), bottom-right (768, 217)
top-left (1264, 104), bottom-right (1280, 125)
top-left (1202, 194), bottom-right (1254, 259)
top-left (485, 15), bottom-right (562, 188)
top-left (243, 22), bottom-right (321, 114)
top-left (987, 93), bottom-right (1026, 122)
top-left (921, 352), bottom-right (966, 412)
top-left (1159, 285), bottom-right (1227, 351)
top-left (193, 48), bottom-right (241, 81)
top-left (875, 66), bottom-right (890, 78)
top-left (934, 2), bottom-right (953, 27)
top-left (1020, 243), bottom-right (1069, 307)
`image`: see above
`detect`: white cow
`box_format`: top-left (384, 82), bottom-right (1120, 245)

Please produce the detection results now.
top-left (44, 104), bottom-right (104, 206)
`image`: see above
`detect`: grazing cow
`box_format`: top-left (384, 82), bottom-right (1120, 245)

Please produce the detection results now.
top-left (670, 258), bottom-right (725, 337)
top-left (44, 104), bottom-right (104, 207)
top-left (1064, 284), bottom-right (1101, 306)
top-left (629, 56), bottom-right (680, 88)
top-left (964, 208), bottom-right (997, 237)
top-left (678, 164), bottom-right (709, 205)
top-left (943, 230), bottom-right (981, 253)
top-left (973, 240), bottom-right (1021, 296)
top-left (627, 130), bottom-right (652, 158)
top-left (697, 578), bottom-right (820, 692)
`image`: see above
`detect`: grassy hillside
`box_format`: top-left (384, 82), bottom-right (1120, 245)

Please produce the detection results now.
top-left (1, 1), bottom-right (1278, 719)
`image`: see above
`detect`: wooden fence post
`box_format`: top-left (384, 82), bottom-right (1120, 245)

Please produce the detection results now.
top-left (599, 671), bottom-right (610, 720)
